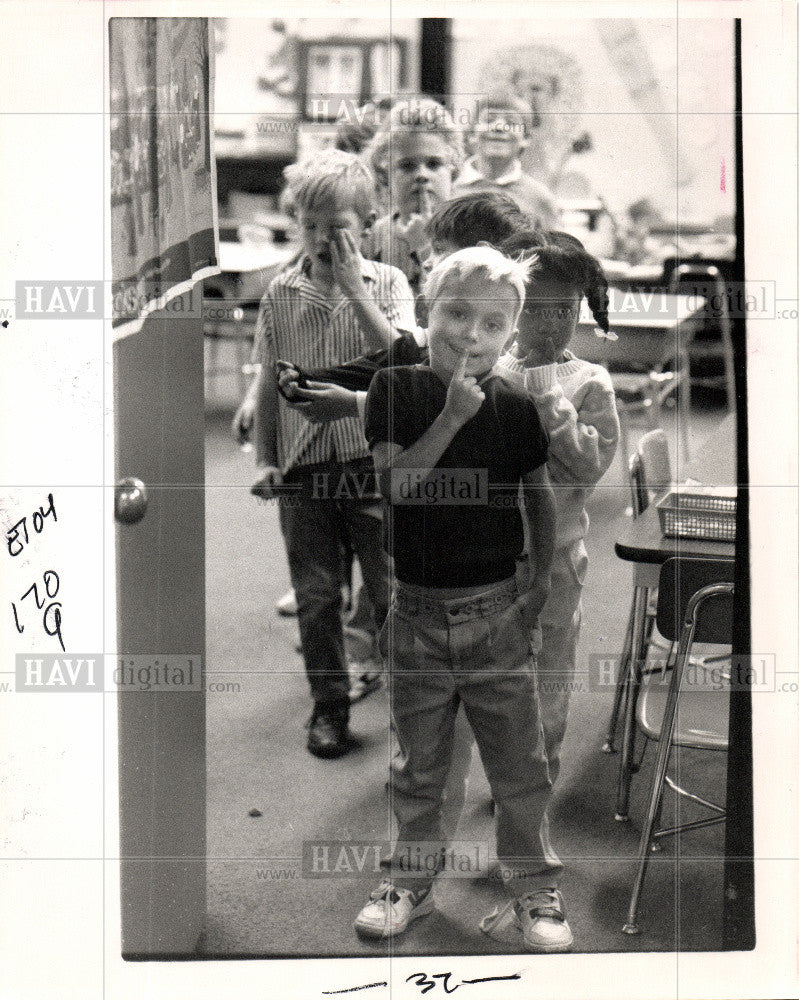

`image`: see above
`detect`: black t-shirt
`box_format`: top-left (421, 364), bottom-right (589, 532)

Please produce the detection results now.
top-left (365, 365), bottom-right (549, 588)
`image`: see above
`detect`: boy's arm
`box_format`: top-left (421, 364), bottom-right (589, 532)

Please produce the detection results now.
top-left (251, 295), bottom-right (282, 495)
top-left (518, 464), bottom-right (556, 628)
top-left (526, 365), bottom-right (620, 485)
top-left (232, 370), bottom-right (260, 444)
top-left (283, 379), bottom-right (361, 423)
top-left (332, 231), bottom-right (415, 352)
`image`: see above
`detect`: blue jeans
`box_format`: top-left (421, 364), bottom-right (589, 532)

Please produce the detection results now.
top-left (382, 577), bottom-right (562, 895)
top-left (440, 539), bottom-right (589, 839)
top-left (278, 460), bottom-right (389, 710)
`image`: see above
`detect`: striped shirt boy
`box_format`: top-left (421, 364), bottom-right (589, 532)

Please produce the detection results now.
top-left (255, 254), bottom-right (416, 474)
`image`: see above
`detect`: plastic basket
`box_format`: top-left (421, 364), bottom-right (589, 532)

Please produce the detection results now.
top-left (656, 486), bottom-right (737, 542)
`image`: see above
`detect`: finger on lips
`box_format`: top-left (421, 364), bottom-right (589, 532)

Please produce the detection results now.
top-left (454, 349), bottom-right (470, 380)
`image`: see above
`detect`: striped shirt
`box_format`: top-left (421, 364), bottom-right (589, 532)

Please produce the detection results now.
top-left (255, 254), bottom-right (417, 474)
top-left (363, 213), bottom-right (427, 297)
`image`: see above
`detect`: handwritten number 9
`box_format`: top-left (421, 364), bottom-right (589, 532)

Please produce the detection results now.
top-left (42, 571), bottom-right (64, 651)
top-left (43, 602), bottom-right (65, 652)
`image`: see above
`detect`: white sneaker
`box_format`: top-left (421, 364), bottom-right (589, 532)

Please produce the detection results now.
top-left (354, 881), bottom-right (434, 938)
top-left (348, 660), bottom-right (383, 702)
top-left (276, 589), bottom-right (298, 616)
top-left (513, 889), bottom-right (573, 952)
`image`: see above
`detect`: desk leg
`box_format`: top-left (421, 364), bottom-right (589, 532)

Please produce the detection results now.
top-left (615, 584), bottom-right (649, 821)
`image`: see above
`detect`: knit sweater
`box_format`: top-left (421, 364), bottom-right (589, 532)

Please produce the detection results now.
top-left (497, 349), bottom-right (620, 548)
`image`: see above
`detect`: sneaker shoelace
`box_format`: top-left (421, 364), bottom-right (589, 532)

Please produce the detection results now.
top-left (370, 882), bottom-right (426, 907)
top-left (518, 890), bottom-right (566, 922)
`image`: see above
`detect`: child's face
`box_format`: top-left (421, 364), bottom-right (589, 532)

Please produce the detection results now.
top-left (427, 273), bottom-right (519, 378)
top-left (390, 132), bottom-right (454, 219)
top-left (516, 277), bottom-right (582, 364)
top-left (297, 200), bottom-right (370, 280)
top-left (423, 238), bottom-right (460, 276)
top-left (474, 108), bottom-right (527, 167)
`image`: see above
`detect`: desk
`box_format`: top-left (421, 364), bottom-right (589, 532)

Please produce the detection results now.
top-left (573, 292), bottom-right (707, 370)
top-left (615, 507), bottom-right (735, 565)
top-left (212, 240), bottom-right (294, 303)
top-left (204, 241), bottom-right (294, 397)
top-left (599, 259), bottom-right (665, 287)
top-left (610, 416), bottom-right (737, 820)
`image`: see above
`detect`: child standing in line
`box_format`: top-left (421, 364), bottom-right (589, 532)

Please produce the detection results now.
top-left (251, 149), bottom-right (417, 759)
top-left (272, 192), bottom-right (535, 697)
top-left (454, 93), bottom-right (559, 230)
top-left (440, 231), bottom-right (620, 904)
top-left (275, 191), bottom-right (534, 409)
top-left (356, 246), bottom-right (572, 953)
top-left (365, 98), bottom-right (465, 296)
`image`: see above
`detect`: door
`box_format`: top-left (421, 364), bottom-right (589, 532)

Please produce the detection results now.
top-left (113, 288), bottom-right (206, 956)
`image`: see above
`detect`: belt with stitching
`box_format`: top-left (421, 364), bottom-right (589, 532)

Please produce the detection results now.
top-left (394, 578), bottom-right (518, 623)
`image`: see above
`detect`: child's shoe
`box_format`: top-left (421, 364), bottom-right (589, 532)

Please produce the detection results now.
top-left (514, 889), bottom-right (573, 952)
top-left (348, 659), bottom-right (383, 702)
top-left (479, 889), bottom-right (573, 952)
top-left (276, 589), bottom-right (298, 616)
top-left (306, 704), bottom-right (353, 759)
top-left (354, 881), bottom-right (434, 938)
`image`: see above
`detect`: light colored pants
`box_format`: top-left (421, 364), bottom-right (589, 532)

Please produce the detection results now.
top-left (382, 577), bottom-right (562, 896)
top-left (440, 539), bottom-right (589, 847)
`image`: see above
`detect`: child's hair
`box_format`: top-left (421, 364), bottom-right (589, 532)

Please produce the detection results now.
top-left (334, 97), bottom-right (394, 154)
top-left (500, 229), bottom-right (610, 333)
top-left (428, 192), bottom-right (535, 251)
top-left (367, 97), bottom-right (465, 186)
top-left (424, 245), bottom-right (530, 321)
top-left (283, 148), bottom-right (376, 220)
top-left (627, 198), bottom-right (661, 224)
top-left (334, 106), bottom-right (380, 155)
top-left (474, 92), bottom-right (533, 143)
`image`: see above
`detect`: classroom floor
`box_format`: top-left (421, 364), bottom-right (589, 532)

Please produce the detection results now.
top-left (202, 366), bottom-right (733, 956)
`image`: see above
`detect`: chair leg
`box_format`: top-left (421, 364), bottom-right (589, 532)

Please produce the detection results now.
top-left (618, 411), bottom-right (631, 484)
top-left (677, 352), bottom-right (691, 462)
top-left (615, 585), bottom-right (649, 821)
top-left (603, 599), bottom-right (635, 753)
top-left (622, 623), bottom-right (696, 934)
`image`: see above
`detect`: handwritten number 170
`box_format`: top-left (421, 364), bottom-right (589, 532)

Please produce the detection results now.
top-left (11, 570), bottom-right (65, 652)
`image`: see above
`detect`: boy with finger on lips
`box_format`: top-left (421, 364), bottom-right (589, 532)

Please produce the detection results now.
top-left (356, 246), bottom-right (570, 952)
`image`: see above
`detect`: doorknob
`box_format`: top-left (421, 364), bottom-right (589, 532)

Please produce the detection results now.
top-left (115, 477), bottom-right (149, 524)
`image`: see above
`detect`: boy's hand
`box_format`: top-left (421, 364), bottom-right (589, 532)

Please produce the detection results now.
top-left (331, 229), bottom-right (366, 298)
top-left (396, 189), bottom-right (434, 254)
top-left (276, 362), bottom-right (301, 400)
top-left (443, 350), bottom-right (485, 426)
top-left (516, 578), bottom-right (551, 633)
top-left (522, 336), bottom-right (559, 369)
top-left (286, 381), bottom-right (359, 422)
top-left (251, 465), bottom-right (283, 500)
top-left (232, 396), bottom-right (255, 444)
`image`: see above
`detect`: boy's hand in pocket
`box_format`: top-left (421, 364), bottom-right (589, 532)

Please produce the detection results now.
top-left (516, 578), bottom-right (550, 633)
top-left (251, 465), bottom-right (283, 500)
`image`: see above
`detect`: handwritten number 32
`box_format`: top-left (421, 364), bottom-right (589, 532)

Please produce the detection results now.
top-left (407, 973), bottom-right (458, 995)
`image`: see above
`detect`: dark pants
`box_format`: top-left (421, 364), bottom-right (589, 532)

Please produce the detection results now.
top-left (278, 460), bottom-right (390, 711)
